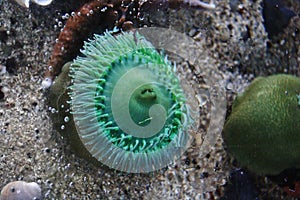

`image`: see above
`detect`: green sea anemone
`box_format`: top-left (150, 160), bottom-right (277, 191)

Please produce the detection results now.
top-left (223, 74), bottom-right (300, 175)
top-left (49, 31), bottom-right (199, 173)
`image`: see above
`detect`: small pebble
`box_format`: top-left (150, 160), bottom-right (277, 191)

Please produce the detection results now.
top-left (0, 181), bottom-right (42, 200)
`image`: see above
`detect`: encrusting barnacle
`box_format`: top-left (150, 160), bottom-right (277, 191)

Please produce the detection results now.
top-left (0, 181), bottom-right (42, 200)
top-left (49, 30), bottom-right (199, 173)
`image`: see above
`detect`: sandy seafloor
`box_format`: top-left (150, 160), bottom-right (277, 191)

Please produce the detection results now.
top-left (0, 0), bottom-right (300, 199)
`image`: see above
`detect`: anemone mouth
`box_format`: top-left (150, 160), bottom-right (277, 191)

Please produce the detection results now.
top-left (69, 31), bottom-right (198, 173)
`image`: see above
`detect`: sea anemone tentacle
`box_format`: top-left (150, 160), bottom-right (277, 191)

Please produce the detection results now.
top-left (68, 31), bottom-right (197, 173)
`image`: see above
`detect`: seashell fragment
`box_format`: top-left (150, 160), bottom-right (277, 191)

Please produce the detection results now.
top-left (12, 0), bottom-right (52, 8)
top-left (32, 0), bottom-right (52, 6)
top-left (12, 0), bottom-right (30, 7)
top-left (0, 181), bottom-right (42, 200)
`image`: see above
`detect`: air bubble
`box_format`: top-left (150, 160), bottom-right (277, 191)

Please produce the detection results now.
top-left (226, 82), bottom-right (234, 90)
top-left (63, 13), bottom-right (70, 19)
top-left (71, 12), bottom-right (76, 17)
top-left (61, 125), bottom-right (65, 130)
top-left (64, 116), bottom-right (70, 123)
top-left (69, 182), bottom-right (74, 187)
top-left (101, 7), bottom-right (107, 12)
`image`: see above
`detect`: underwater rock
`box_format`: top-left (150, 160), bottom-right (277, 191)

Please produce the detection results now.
top-left (220, 169), bottom-right (258, 200)
top-left (0, 181), bottom-right (42, 200)
top-left (223, 74), bottom-right (300, 175)
top-left (283, 181), bottom-right (300, 197)
top-left (48, 31), bottom-right (199, 173)
top-left (268, 168), bottom-right (300, 197)
top-left (262, 0), bottom-right (296, 37)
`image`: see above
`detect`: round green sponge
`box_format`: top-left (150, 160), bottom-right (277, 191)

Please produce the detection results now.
top-left (223, 74), bottom-right (300, 175)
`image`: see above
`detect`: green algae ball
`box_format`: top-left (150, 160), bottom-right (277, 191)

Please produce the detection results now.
top-left (223, 74), bottom-right (300, 175)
